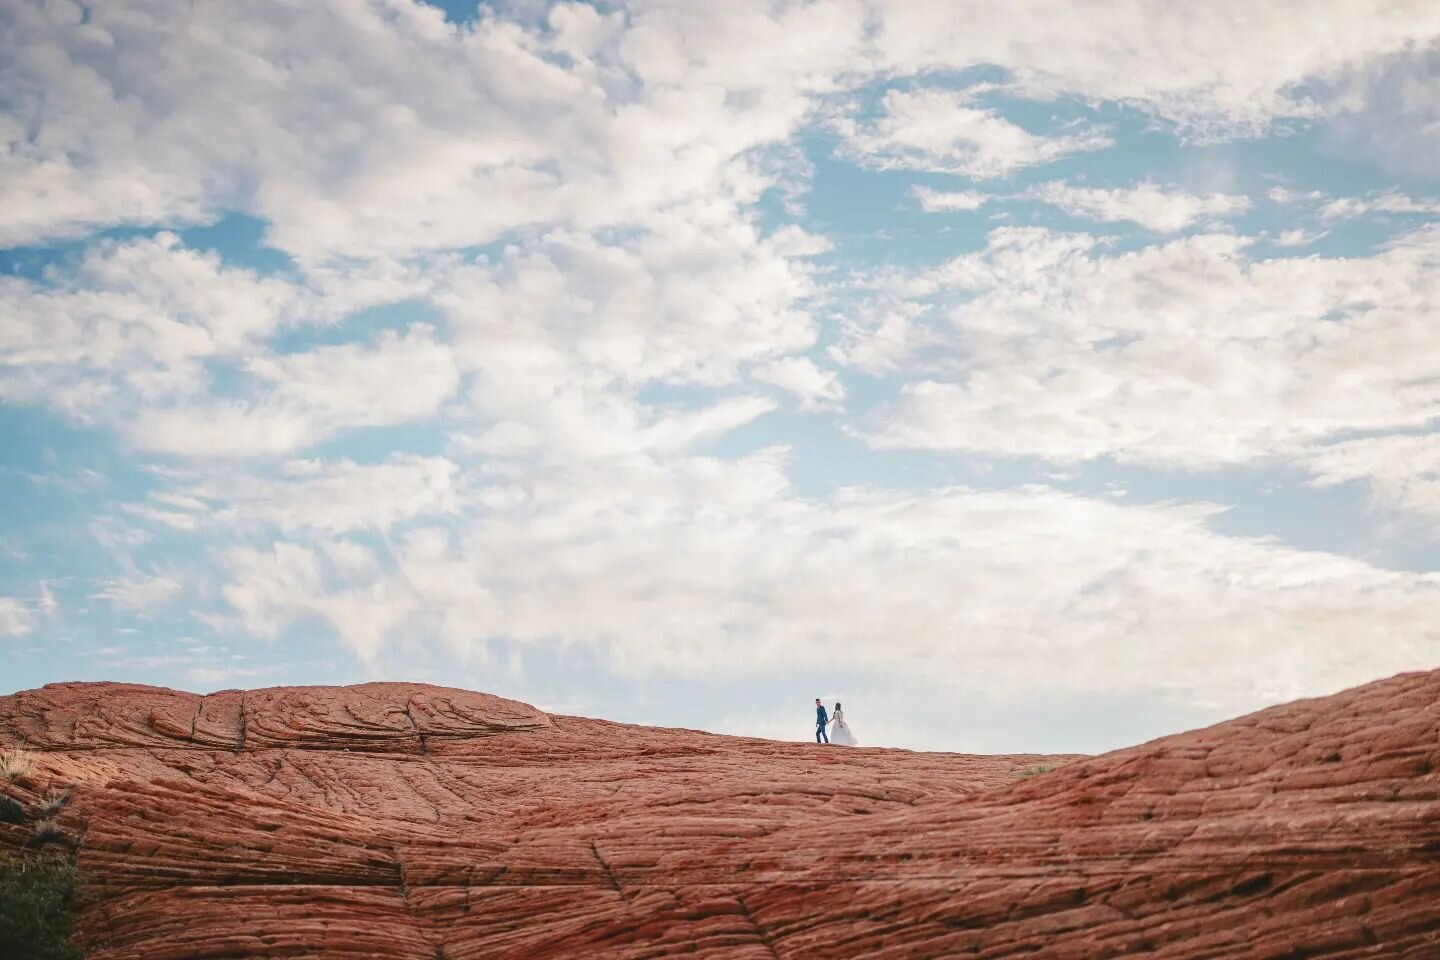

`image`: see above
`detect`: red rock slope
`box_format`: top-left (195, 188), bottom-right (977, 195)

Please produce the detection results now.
top-left (1, 672), bottom-right (1437, 958)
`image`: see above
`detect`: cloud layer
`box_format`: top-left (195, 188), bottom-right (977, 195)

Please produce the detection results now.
top-left (861, 226), bottom-right (1440, 482)
top-left (3, 0), bottom-right (1439, 747)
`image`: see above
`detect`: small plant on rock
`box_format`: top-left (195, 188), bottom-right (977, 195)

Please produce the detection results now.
top-left (1018, 764), bottom-right (1057, 778)
top-left (0, 853), bottom-right (85, 959)
top-left (0, 795), bottom-right (22, 824)
top-left (37, 791), bottom-right (70, 818)
top-left (31, 819), bottom-right (65, 845)
top-left (0, 749), bottom-right (36, 784)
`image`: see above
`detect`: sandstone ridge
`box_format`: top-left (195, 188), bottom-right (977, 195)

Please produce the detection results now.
top-left (1, 673), bottom-right (1437, 958)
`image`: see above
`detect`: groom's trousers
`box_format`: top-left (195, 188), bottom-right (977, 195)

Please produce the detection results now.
top-left (816, 724), bottom-right (828, 744)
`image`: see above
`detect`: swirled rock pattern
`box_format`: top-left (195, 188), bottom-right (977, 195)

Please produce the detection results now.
top-left (1, 673), bottom-right (1437, 958)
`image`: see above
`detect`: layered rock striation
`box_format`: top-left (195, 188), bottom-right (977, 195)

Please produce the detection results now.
top-left (1, 673), bottom-right (1437, 958)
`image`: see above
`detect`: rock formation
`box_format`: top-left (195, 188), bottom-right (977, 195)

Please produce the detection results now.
top-left (1, 671), bottom-right (1437, 958)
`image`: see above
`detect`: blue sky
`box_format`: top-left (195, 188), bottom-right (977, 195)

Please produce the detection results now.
top-left (2, 0), bottom-right (1439, 753)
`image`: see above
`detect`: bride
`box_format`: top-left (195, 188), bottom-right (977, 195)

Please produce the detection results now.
top-left (828, 702), bottom-right (858, 746)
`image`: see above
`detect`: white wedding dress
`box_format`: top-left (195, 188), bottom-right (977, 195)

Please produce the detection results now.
top-left (828, 707), bottom-right (858, 746)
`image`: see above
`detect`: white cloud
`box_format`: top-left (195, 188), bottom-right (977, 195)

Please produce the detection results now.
top-left (0, 233), bottom-right (309, 417)
top-left (1266, 186), bottom-right (1326, 205)
top-left (1259, 185), bottom-right (1439, 224)
top-left (753, 357), bottom-right (845, 410)
top-left (839, 88), bottom-right (1112, 178)
top-left (212, 457), bottom-right (1440, 709)
top-left (912, 186), bottom-right (991, 212)
top-left (131, 455), bottom-right (461, 535)
top-left (438, 212), bottom-right (820, 388)
top-left (867, 1), bottom-right (1440, 138)
top-left (0, 232), bottom-right (456, 459)
top-left (450, 393), bottom-right (781, 469)
top-left (641, 396), bottom-right (779, 449)
top-left (1027, 181), bottom-right (1251, 232)
top-left (860, 225), bottom-right (1440, 471)
top-left (123, 325), bottom-right (459, 457)
top-left (0, 0), bottom-right (588, 255)
top-left (1307, 433), bottom-right (1440, 529)
top-left (124, 404), bottom-right (323, 459)
top-left (1274, 228), bottom-right (1327, 247)
top-left (4, 0), bottom-right (1437, 260)
top-left (1319, 191), bottom-right (1440, 220)
top-left (827, 300), bottom-right (939, 375)
top-left (91, 574), bottom-right (182, 614)
top-left (432, 206), bottom-right (822, 462)
top-left (247, 325), bottom-right (459, 424)
top-left (1323, 43), bottom-right (1440, 180)
top-left (222, 540), bottom-right (412, 663)
top-left (185, 665), bottom-right (262, 687)
top-left (0, 0), bottom-right (866, 260)
top-left (4, 203), bottom-right (819, 468)
top-left (0, 598), bottom-right (35, 638)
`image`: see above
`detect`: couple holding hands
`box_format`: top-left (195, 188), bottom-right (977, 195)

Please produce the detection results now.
top-left (814, 699), bottom-right (858, 746)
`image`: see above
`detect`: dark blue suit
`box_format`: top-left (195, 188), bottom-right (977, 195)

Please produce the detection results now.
top-left (815, 704), bottom-right (829, 743)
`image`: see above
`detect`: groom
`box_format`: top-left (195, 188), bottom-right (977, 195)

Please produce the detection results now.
top-left (814, 698), bottom-right (829, 744)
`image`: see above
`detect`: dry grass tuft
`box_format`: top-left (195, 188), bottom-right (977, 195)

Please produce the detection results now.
top-left (31, 819), bottom-right (65, 844)
top-left (0, 749), bottom-right (37, 784)
top-left (36, 790), bottom-right (70, 818)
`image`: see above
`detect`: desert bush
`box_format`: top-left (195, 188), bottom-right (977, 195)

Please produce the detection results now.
top-left (0, 749), bottom-right (36, 784)
top-left (0, 853), bottom-right (85, 959)
top-left (1018, 764), bottom-right (1057, 778)
top-left (0, 795), bottom-right (22, 824)
top-left (32, 819), bottom-right (65, 845)
top-left (37, 791), bottom-right (71, 818)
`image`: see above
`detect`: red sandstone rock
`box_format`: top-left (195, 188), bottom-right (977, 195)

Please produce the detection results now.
top-left (1, 672), bottom-right (1437, 958)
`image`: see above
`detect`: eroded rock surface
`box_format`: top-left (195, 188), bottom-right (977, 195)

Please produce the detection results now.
top-left (1, 673), bottom-right (1437, 958)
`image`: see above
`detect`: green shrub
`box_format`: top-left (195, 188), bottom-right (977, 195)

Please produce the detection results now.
top-left (0, 853), bottom-right (85, 959)
top-left (0, 795), bottom-right (22, 824)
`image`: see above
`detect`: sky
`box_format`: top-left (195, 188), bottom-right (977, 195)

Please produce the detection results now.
top-left (2, 0), bottom-right (1440, 754)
